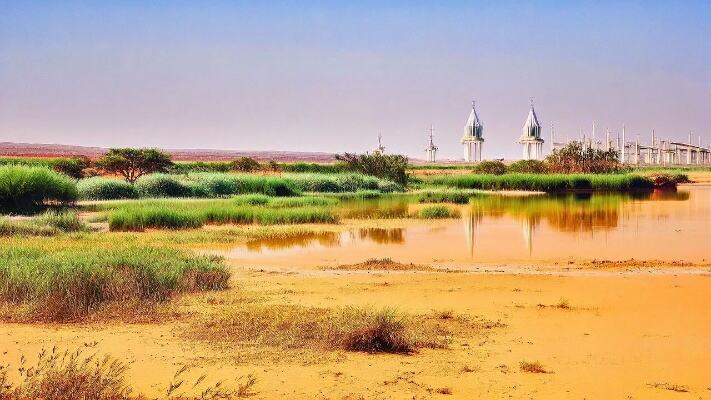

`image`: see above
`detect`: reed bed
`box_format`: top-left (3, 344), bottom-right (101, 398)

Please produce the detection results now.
top-left (0, 165), bottom-right (78, 210)
top-left (103, 200), bottom-right (339, 231)
top-left (416, 190), bottom-right (481, 204)
top-left (429, 173), bottom-right (654, 192)
top-left (0, 244), bottom-right (229, 321)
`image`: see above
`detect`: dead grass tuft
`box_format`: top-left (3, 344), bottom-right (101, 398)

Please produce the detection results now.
top-left (647, 382), bottom-right (689, 393)
top-left (329, 258), bottom-right (435, 272)
top-left (519, 360), bottom-right (550, 374)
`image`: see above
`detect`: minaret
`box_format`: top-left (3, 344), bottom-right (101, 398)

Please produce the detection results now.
top-left (373, 132), bottom-right (385, 155)
top-left (424, 124), bottom-right (438, 163)
top-left (461, 100), bottom-right (484, 162)
top-left (518, 98), bottom-right (544, 160)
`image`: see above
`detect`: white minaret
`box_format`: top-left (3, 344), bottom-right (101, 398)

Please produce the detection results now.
top-left (373, 132), bottom-right (385, 155)
top-left (461, 100), bottom-right (484, 162)
top-left (424, 124), bottom-right (438, 163)
top-left (518, 98), bottom-right (544, 160)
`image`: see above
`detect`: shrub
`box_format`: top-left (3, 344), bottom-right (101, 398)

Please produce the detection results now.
top-left (546, 141), bottom-right (624, 173)
top-left (335, 153), bottom-right (409, 185)
top-left (135, 173), bottom-right (193, 198)
top-left (231, 157), bottom-right (262, 172)
top-left (508, 159), bottom-right (549, 174)
top-left (0, 166), bottom-right (78, 211)
top-left (415, 205), bottom-right (460, 219)
top-left (472, 160), bottom-right (507, 175)
top-left (77, 177), bottom-right (139, 200)
top-left (187, 173), bottom-right (299, 197)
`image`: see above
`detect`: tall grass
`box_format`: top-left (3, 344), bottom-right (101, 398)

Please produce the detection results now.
top-left (0, 244), bottom-right (229, 321)
top-left (104, 200), bottom-right (339, 231)
top-left (414, 205), bottom-right (460, 219)
top-left (286, 173), bottom-right (403, 193)
top-left (429, 173), bottom-right (654, 192)
top-left (77, 177), bottom-right (139, 200)
top-left (0, 166), bottom-right (78, 210)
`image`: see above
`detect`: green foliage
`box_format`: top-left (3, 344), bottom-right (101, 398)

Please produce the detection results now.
top-left (33, 210), bottom-right (88, 232)
top-left (415, 205), bottom-right (460, 219)
top-left (417, 191), bottom-right (478, 204)
top-left (508, 159), bottom-right (549, 174)
top-left (52, 156), bottom-right (93, 179)
top-left (335, 153), bottom-right (409, 186)
top-left (546, 141), bottom-right (624, 173)
top-left (281, 162), bottom-right (347, 173)
top-left (169, 160), bottom-right (233, 173)
top-left (430, 173), bottom-right (654, 192)
top-left (287, 173), bottom-right (401, 193)
top-left (231, 157), bottom-right (262, 172)
top-left (77, 177), bottom-right (139, 200)
top-left (95, 148), bottom-right (174, 183)
top-left (0, 166), bottom-right (78, 211)
top-left (472, 160), bottom-right (507, 175)
top-left (0, 244), bottom-right (228, 321)
top-left (135, 173), bottom-right (193, 198)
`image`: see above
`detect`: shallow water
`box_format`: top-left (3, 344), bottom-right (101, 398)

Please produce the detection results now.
top-left (224, 185), bottom-right (711, 267)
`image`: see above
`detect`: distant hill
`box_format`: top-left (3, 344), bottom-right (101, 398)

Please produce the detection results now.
top-left (0, 142), bottom-right (337, 162)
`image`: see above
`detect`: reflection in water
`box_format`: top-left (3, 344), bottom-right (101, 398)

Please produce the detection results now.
top-left (337, 198), bottom-right (409, 219)
top-left (356, 228), bottom-right (405, 244)
top-left (245, 231), bottom-right (340, 251)
top-left (463, 209), bottom-right (482, 257)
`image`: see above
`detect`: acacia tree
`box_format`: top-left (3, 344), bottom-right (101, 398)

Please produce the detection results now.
top-left (96, 148), bottom-right (173, 183)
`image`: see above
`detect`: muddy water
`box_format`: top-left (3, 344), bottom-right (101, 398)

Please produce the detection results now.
top-left (223, 185), bottom-right (711, 268)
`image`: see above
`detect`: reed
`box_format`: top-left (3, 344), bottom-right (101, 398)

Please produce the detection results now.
top-left (414, 205), bottom-right (460, 219)
top-left (429, 173), bottom-right (654, 192)
top-left (0, 165), bottom-right (78, 210)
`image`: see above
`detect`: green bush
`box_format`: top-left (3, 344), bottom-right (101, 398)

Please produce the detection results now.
top-left (508, 160), bottom-right (549, 174)
top-left (52, 157), bottom-right (92, 179)
top-left (472, 160), bottom-right (507, 175)
top-left (288, 173), bottom-right (401, 193)
top-left (135, 174), bottom-right (193, 198)
top-left (77, 177), bottom-right (139, 200)
top-left (335, 153), bottom-right (409, 185)
top-left (0, 166), bottom-right (78, 210)
top-left (230, 157), bottom-right (261, 172)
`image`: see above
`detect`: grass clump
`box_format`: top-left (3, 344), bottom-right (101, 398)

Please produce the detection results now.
top-left (415, 205), bottom-right (460, 219)
top-left (192, 305), bottom-right (448, 354)
top-left (430, 173), bottom-right (654, 192)
top-left (287, 173), bottom-right (402, 193)
top-left (417, 190), bottom-right (477, 204)
top-left (0, 165), bottom-right (78, 211)
top-left (0, 211), bottom-right (87, 236)
top-left (34, 210), bottom-right (88, 232)
top-left (0, 244), bottom-right (229, 321)
top-left (519, 360), bottom-right (550, 374)
top-left (77, 177), bottom-right (139, 200)
top-left (135, 173), bottom-right (193, 198)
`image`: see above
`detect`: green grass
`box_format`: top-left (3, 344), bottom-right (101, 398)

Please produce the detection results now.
top-left (429, 173), bottom-right (654, 192)
top-left (416, 190), bottom-right (481, 204)
top-left (0, 244), bottom-right (229, 321)
top-left (77, 177), bottom-right (139, 200)
top-left (102, 199), bottom-right (339, 231)
top-left (0, 165), bottom-right (78, 211)
top-left (414, 205), bottom-right (460, 219)
top-left (0, 211), bottom-right (87, 236)
top-left (286, 173), bottom-right (403, 193)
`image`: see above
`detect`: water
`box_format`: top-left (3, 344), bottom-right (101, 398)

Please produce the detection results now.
top-left (223, 186), bottom-right (711, 267)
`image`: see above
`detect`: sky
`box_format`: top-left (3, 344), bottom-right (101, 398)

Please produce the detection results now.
top-left (1, 1), bottom-right (710, 159)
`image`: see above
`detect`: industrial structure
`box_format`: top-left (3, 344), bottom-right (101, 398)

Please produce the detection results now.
top-left (461, 101), bottom-right (484, 162)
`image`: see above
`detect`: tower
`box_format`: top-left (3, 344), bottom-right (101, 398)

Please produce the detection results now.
top-left (518, 98), bottom-right (544, 160)
top-left (424, 124), bottom-right (438, 163)
top-left (373, 132), bottom-right (385, 155)
top-left (461, 100), bottom-right (484, 162)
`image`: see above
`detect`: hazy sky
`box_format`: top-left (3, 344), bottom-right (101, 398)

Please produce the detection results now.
top-left (1, 1), bottom-right (709, 159)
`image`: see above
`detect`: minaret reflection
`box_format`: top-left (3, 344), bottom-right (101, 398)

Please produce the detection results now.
top-left (521, 215), bottom-right (540, 256)
top-left (463, 208), bottom-right (483, 257)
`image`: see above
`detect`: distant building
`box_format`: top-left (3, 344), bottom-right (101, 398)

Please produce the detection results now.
top-left (424, 124), bottom-right (438, 162)
top-left (372, 133), bottom-right (386, 155)
top-left (461, 100), bottom-right (484, 162)
top-left (519, 99), bottom-right (544, 160)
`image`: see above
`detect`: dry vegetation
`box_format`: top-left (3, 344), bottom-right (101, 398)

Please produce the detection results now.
top-left (519, 360), bottom-right (551, 374)
top-left (329, 257), bottom-right (435, 272)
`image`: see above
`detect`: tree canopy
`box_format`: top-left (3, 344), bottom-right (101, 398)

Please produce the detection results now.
top-left (96, 148), bottom-right (173, 184)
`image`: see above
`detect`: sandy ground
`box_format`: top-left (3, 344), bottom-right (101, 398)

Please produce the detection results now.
top-left (0, 267), bottom-right (709, 399)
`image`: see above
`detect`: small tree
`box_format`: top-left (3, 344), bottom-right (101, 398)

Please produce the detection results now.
top-left (53, 156), bottom-right (92, 179)
top-left (335, 152), bottom-right (409, 186)
top-left (96, 148), bottom-right (173, 184)
top-left (231, 157), bottom-right (261, 172)
top-left (508, 159), bottom-right (549, 174)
